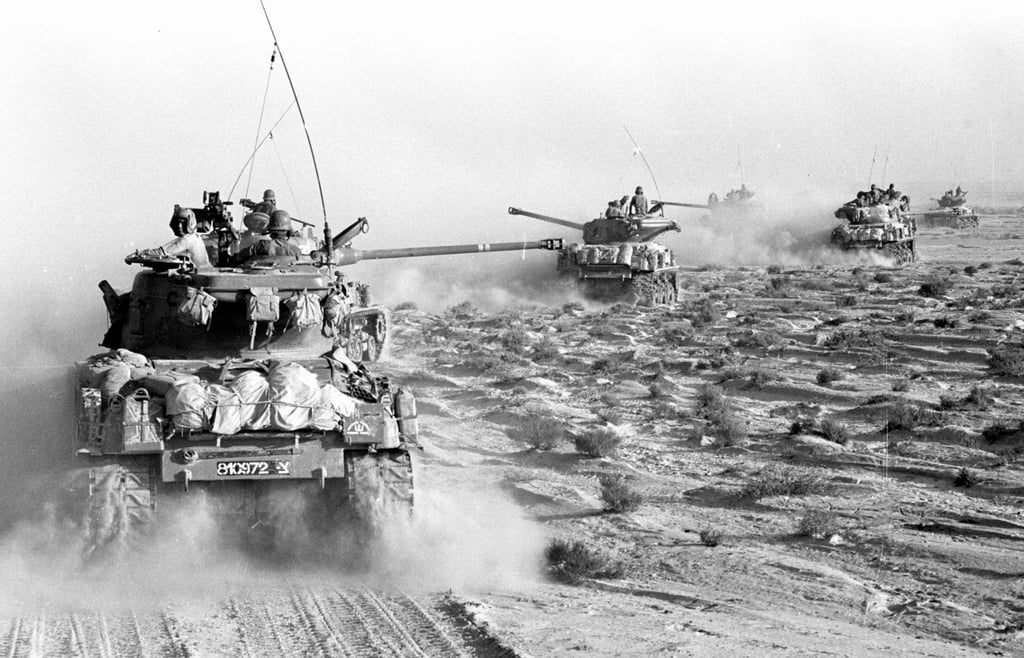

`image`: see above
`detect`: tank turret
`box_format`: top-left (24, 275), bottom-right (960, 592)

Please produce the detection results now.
top-left (508, 205), bottom-right (685, 305)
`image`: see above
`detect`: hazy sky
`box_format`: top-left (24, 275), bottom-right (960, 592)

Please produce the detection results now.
top-left (2, 0), bottom-right (1024, 362)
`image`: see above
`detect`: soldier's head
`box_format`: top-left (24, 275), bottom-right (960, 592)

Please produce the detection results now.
top-left (635, 186), bottom-right (644, 194)
top-left (267, 209), bottom-right (292, 236)
top-left (169, 205), bottom-right (197, 236)
top-left (263, 189), bottom-right (276, 203)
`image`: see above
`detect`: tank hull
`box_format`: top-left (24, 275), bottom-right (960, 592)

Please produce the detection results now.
top-left (915, 206), bottom-right (979, 229)
top-left (556, 240), bottom-right (680, 304)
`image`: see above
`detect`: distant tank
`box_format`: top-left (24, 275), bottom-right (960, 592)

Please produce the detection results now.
top-left (910, 205), bottom-right (979, 229)
top-left (508, 206), bottom-right (681, 304)
top-left (935, 188), bottom-right (969, 208)
top-left (706, 185), bottom-right (759, 216)
top-left (72, 191), bottom-right (562, 557)
top-left (830, 199), bottom-right (917, 265)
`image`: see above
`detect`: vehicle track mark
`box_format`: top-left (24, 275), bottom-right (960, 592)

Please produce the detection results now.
top-left (1, 618), bottom-right (22, 658)
top-left (289, 585), bottom-right (352, 656)
top-left (328, 587), bottom-right (409, 656)
top-left (364, 590), bottom-right (462, 657)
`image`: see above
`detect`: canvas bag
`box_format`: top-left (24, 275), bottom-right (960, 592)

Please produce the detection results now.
top-left (177, 287), bottom-right (217, 328)
top-left (246, 287), bottom-right (280, 322)
top-left (284, 291), bottom-right (324, 330)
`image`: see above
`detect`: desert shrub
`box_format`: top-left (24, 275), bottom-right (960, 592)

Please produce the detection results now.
top-left (392, 300), bottom-right (418, 311)
top-left (545, 538), bottom-right (622, 584)
top-left (694, 383), bottom-right (728, 417)
top-left (979, 262), bottom-right (992, 269)
top-left (732, 330), bottom-right (785, 350)
top-left (938, 393), bottom-right (960, 410)
top-left (596, 407), bottom-right (624, 425)
top-left (953, 468), bottom-right (979, 488)
top-left (988, 344), bottom-right (1024, 377)
top-left (500, 325), bottom-right (529, 355)
top-left (1009, 258), bottom-right (1024, 266)
top-left (852, 268), bottom-right (872, 290)
top-left (838, 294), bottom-right (858, 307)
top-left (768, 276), bottom-right (793, 294)
top-left (874, 272), bottom-right (894, 284)
top-left (708, 411), bottom-right (748, 447)
top-left (739, 464), bottom-right (831, 500)
top-left (679, 297), bottom-right (720, 328)
top-left (660, 325), bottom-right (691, 347)
top-left (599, 473), bottom-right (643, 513)
top-left (884, 402), bottom-right (922, 431)
top-left (723, 366), bottom-right (779, 388)
top-left (573, 428), bottom-right (622, 458)
top-left (766, 264), bottom-right (782, 274)
top-left (816, 367), bottom-right (845, 385)
top-left (592, 358), bottom-right (624, 374)
top-left (967, 309), bottom-right (993, 323)
top-left (819, 418), bottom-right (850, 445)
top-left (933, 316), bottom-right (960, 329)
top-left (698, 527), bottom-right (724, 547)
top-left (531, 336), bottom-right (561, 361)
top-left (918, 275), bottom-right (952, 298)
top-left (964, 265), bottom-right (978, 276)
top-left (518, 415), bottom-right (565, 451)
top-left (891, 378), bottom-right (910, 392)
top-left (965, 384), bottom-right (995, 410)
top-left (982, 421), bottom-right (1023, 444)
top-left (795, 509), bottom-right (841, 538)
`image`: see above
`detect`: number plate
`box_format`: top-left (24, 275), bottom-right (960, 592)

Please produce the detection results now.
top-left (215, 460), bottom-right (291, 477)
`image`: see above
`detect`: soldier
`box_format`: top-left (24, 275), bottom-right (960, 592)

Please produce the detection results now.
top-left (605, 199), bottom-right (625, 219)
top-left (629, 186), bottom-right (649, 216)
top-left (955, 185), bottom-right (965, 196)
top-left (232, 209), bottom-right (303, 265)
top-left (157, 205), bottom-right (212, 269)
top-left (241, 189), bottom-right (276, 215)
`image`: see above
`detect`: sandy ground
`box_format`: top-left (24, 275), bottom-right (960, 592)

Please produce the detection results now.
top-left (375, 213), bottom-right (1024, 656)
top-left (3, 214), bottom-right (1024, 656)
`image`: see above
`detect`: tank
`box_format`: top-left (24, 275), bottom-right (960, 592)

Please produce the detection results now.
top-left (909, 205), bottom-right (979, 229)
top-left (706, 186), bottom-right (759, 216)
top-left (935, 189), bottom-right (969, 208)
top-left (508, 206), bottom-right (681, 304)
top-left (829, 199), bottom-right (917, 265)
top-left (71, 191), bottom-right (563, 558)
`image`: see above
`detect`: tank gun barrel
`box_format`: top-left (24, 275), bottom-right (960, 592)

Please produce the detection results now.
top-left (332, 239), bottom-right (563, 266)
top-left (651, 200), bottom-right (711, 210)
top-left (508, 207), bottom-right (586, 231)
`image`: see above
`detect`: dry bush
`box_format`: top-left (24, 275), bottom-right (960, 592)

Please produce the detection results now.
top-left (573, 428), bottom-right (622, 458)
top-left (592, 358), bottom-right (625, 374)
top-left (918, 275), bottom-right (952, 298)
top-left (599, 473), bottom-right (643, 513)
top-left (723, 366), bottom-right (780, 388)
top-left (766, 264), bottom-right (782, 274)
top-left (732, 330), bottom-right (785, 350)
top-left (988, 344), bottom-right (1024, 377)
top-left (739, 464), bottom-right (831, 500)
top-left (649, 399), bottom-right (685, 420)
top-left (500, 325), bottom-right (529, 355)
top-left (967, 309), bottom-right (993, 323)
top-left (795, 509), bottom-right (841, 538)
top-left (698, 527), bottom-right (724, 547)
top-left (953, 468), bottom-right (979, 488)
top-left (816, 367), bottom-right (845, 385)
top-left (819, 418), bottom-right (850, 445)
top-left (874, 272), bottom-right (894, 284)
top-left (596, 407), bottom-right (624, 425)
top-left (964, 265), bottom-right (978, 276)
top-left (518, 415), bottom-right (565, 451)
top-left (838, 294), bottom-right (858, 307)
top-left (694, 383), bottom-right (728, 417)
top-left (891, 378), bottom-right (910, 392)
top-left (660, 325), bottom-right (691, 347)
top-left (679, 297), bottom-right (721, 328)
top-left (694, 384), bottom-right (747, 446)
top-left (545, 538), bottom-right (623, 585)
top-left (884, 402), bottom-right (923, 431)
top-left (965, 384), bottom-right (995, 410)
top-left (531, 336), bottom-right (561, 361)
top-left (982, 421), bottom-right (1023, 444)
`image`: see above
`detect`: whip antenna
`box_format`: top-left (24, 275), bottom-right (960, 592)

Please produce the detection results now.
top-left (259, 0), bottom-right (328, 225)
top-left (624, 126), bottom-right (662, 203)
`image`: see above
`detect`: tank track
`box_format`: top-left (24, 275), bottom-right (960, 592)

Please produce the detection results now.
top-left (579, 271), bottom-right (679, 305)
top-left (881, 240), bottom-right (916, 265)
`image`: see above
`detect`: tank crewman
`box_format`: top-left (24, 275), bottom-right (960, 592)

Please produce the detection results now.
top-left (869, 184), bottom-right (883, 204)
top-left (240, 189), bottom-right (277, 215)
top-left (232, 209), bottom-right (303, 265)
top-left (955, 185), bottom-right (965, 196)
top-left (605, 199), bottom-right (625, 218)
top-left (156, 206), bottom-right (212, 269)
top-left (629, 186), bottom-right (649, 216)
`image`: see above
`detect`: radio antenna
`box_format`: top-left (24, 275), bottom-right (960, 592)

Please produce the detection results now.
top-left (259, 0), bottom-right (328, 225)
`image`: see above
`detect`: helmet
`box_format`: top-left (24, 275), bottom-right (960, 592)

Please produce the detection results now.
top-left (169, 205), bottom-right (197, 235)
top-left (635, 186), bottom-right (644, 194)
top-left (268, 209), bottom-right (292, 233)
top-left (263, 189), bottom-right (276, 202)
